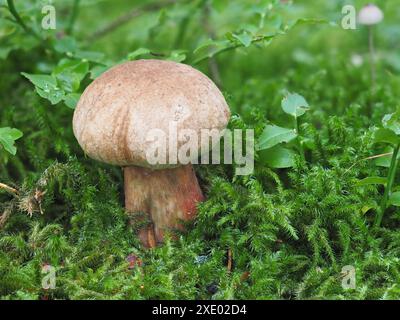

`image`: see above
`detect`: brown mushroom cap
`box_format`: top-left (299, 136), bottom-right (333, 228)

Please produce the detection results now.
top-left (73, 59), bottom-right (230, 169)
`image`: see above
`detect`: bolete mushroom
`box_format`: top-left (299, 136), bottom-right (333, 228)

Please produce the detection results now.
top-left (73, 59), bottom-right (230, 248)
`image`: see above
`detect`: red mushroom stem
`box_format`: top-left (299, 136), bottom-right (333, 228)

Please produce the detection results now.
top-left (124, 164), bottom-right (204, 248)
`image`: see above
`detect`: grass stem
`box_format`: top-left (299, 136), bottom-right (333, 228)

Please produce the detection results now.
top-left (368, 26), bottom-right (376, 92)
top-left (375, 142), bottom-right (400, 227)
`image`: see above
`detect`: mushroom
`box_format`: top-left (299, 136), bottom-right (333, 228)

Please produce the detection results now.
top-left (358, 4), bottom-right (384, 91)
top-left (358, 4), bottom-right (383, 26)
top-left (73, 59), bottom-right (230, 248)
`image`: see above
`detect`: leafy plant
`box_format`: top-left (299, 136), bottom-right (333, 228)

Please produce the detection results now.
top-left (257, 92), bottom-right (309, 168)
top-left (368, 110), bottom-right (400, 226)
top-left (0, 127), bottom-right (23, 155)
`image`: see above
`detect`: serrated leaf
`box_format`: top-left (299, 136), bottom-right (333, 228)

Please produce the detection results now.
top-left (259, 145), bottom-right (296, 168)
top-left (21, 72), bottom-right (65, 105)
top-left (53, 59), bottom-right (89, 92)
top-left (21, 73), bottom-right (57, 89)
top-left (357, 176), bottom-right (387, 186)
top-left (257, 125), bottom-right (297, 150)
top-left (0, 127), bottom-right (23, 155)
top-left (282, 92), bottom-right (310, 118)
top-left (36, 87), bottom-right (65, 104)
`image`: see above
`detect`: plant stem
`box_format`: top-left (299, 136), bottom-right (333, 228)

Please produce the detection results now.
top-left (295, 116), bottom-right (305, 161)
top-left (67, 0), bottom-right (80, 34)
top-left (0, 182), bottom-right (19, 196)
top-left (87, 0), bottom-right (178, 41)
top-left (7, 0), bottom-right (40, 39)
top-left (375, 142), bottom-right (400, 227)
top-left (368, 26), bottom-right (376, 92)
top-left (201, 0), bottom-right (222, 88)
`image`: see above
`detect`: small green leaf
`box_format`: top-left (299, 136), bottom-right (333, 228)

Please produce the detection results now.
top-left (53, 59), bottom-right (89, 92)
top-left (53, 36), bottom-right (78, 54)
top-left (383, 111), bottom-right (400, 135)
top-left (375, 146), bottom-right (398, 168)
top-left (63, 93), bottom-right (81, 109)
top-left (127, 48), bottom-right (151, 60)
top-left (232, 31), bottom-right (252, 47)
top-left (373, 128), bottom-right (400, 145)
top-left (21, 72), bottom-right (65, 105)
top-left (282, 92), bottom-right (310, 118)
top-left (90, 65), bottom-right (108, 79)
top-left (192, 39), bottom-right (232, 64)
top-left (286, 18), bottom-right (334, 30)
top-left (0, 127), bottom-right (23, 155)
top-left (257, 125), bottom-right (297, 150)
top-left (389, 191), bottom-right (400, 206)
top-left (166, 50), bottom-right (187, 62)
top-left (21, 73), bottom-right (57, 89)
top-left (357, 176), bottom-right (387, 186)
top-left (259, 145), bottom-right (296, 168)
top-left (74, 50), bottom-right (105, 63)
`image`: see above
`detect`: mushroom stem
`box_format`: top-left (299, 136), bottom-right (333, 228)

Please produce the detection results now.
top-left (124, 164), bottom-right (204, 248)
top-left (368, 26), bottom-right (376, 91)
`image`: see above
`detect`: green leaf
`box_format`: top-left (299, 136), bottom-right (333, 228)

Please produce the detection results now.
top-left (0, 127), bottom-right (23, 155)
top-left (286, 18), bottom-right (334, 30)
top-left (232, 31), bottom-right (252, 47)
top-left (257, 125), bottom-right (297, 150)
top-left (127, 48), bottom-right (151, 60)
top-left (166, 50), bottom-right (187, 63)
top-left (53, 36), bottom-right (78, 54)
top-left (357, 176), bottom-right (387, 186)
top-left (259, 145), bottom-right (296, 168)
top-left (281, 92), bottom-right (310, 118)
top-left (74, 50), bottom-right (105, 63)
top-left (21, 72), bottom-right (65, 104)
top-left (63, 93), bottom-right (81, 109)
top-left (90, 65), bottom-right (108, 79)
top-left (383, 111), bottom-right (400, 135)
top-left (21, 73), bottom-right (57, 89)
top-left (373, 128), bottom-right (400, 145)
top-left (375, 146), bottom-right (398, 168)
top-left (389, 191), bottom-right (400, 206)
top-left (53, 59), bottom-right (89, 92)
top-left (192, 39), bottom-right (232, 64)
top-left (0, 46), bottom-right (13, 60)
